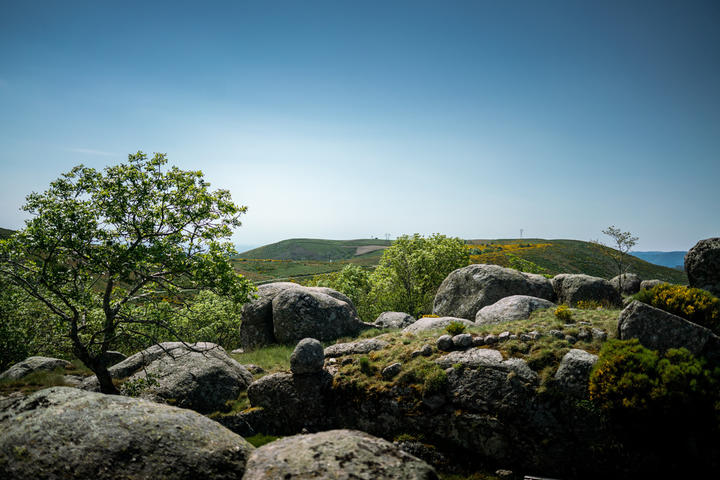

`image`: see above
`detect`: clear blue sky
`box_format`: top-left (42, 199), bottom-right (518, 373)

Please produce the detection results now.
top-left (1, 0), bottom-right (718, 251)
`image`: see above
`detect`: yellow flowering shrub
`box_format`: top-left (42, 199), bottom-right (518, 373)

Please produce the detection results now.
top-left (554, 304), bottom-right (573, 322)
top-left (634, 284), bottom-right (720, 333)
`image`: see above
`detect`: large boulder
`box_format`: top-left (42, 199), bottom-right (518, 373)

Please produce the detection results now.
top-left (247, 371), bottom-right (333, 434)
top-left (0, 356), bottom-right (72, 381)
top-left (290, 338), bottom-right (325, 375)
top-left (239, 282), bottom-right (299, 349)
top-left (373, 311), bottom-right (416, 329)
top-left (640, 279), bottom-right (665, 291)
top-left (240, 282), bottom-right (369, 348)
top-left (123, 345), bottom-right (253, 414)
top-left (618, 300), bottom-right (719, 356)
top-left (402, 316), bottom-right (474, 334)
top-left (475, 295), bottom-right (556, 324)
top-left (552, 274), bottom-right (622, 307)
top-left (554, 349), bottom-right (598, 398)
top-left (433, 264), bottom-right (554, 320)
top-left (272, 287), bottom-right (368, 344)
top-left (81, 342), bottom-right (253, 414)
top-left (685, 238), bottom-right (720, 297)
top-left (610, 273), bottom-right (641, 295)
top-left (242, 429), bottom-right (438, 480)
top-left (0, 387), bottom-right (254, 479)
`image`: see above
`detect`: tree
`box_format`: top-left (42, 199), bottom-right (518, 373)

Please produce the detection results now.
top-left (595, 225), bottom-right (639, 291)
top-left (0, 152), bottom-right (254, 393)
top-left (368, 234), bottom-right (469, 318)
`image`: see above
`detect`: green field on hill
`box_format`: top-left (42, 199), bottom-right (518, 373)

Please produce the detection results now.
top-left (233, 237), bottom-right (688, 285)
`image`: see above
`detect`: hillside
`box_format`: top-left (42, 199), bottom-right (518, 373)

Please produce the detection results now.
top-left (238, 238), bottom-right (391, 261)
top-left (467, 238), bottom-right (687, 284)
top-left (234, 237), bottom-right (688, 285)
top-left (0, 227), bottom-right (15, 239)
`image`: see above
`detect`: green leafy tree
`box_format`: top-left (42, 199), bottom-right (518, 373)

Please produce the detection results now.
top-left (0, 152), bottom-right (254, 393)
top-left (310, 265), bottom-right (374, 321)
top-left (368, 233), bottom-right (469, 317)
top-left (593, 225), bottom-right (638, 291)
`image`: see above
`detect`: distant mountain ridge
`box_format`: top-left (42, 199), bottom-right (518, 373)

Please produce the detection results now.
top-left (631, 251), bottom-right (687, 270)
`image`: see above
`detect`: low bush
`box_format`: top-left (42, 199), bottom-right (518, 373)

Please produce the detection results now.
top-left (445, 321), bottom-right (467, 336)
top-left (589, 339), bottom-right (720, 422)
top-left (554, 304), bottom-right (573, 322)
top-left (633, 284), bottom-right (720, 333)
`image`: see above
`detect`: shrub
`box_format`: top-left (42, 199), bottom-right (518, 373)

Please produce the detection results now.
top-left (633, 284), bottom-right (720, 333)
top-left (358, 356), bottom-right (374, 376)
top-left (554, 304), bottom-right (573, 322)
top-left (422, 367), bottom-right (448, 396)
top-left (589, 339), bottom-right (720, 421)
top-left (576, 299), bottom-right (603, 310)
top-left (445, 321), bottom-right (467, 336)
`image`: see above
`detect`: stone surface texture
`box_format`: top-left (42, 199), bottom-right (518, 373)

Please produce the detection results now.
top-left (433, 264), bottom-right (554, 320)
top-left (0, 387), bottom-right (254, 479)
top-left (242, 429), bottom-right (438, 480)
top-left (475, 295), bottom-right (556, 324)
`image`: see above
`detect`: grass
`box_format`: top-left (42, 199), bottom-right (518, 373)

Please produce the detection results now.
top-left (244, 433), bottom-right (281, 448)
top-left (230, 344), bottom-right (294, 374)
top-left (329, 306), bottom-right (620, 396)
top-left (0, 359), bottom-right (93, 396)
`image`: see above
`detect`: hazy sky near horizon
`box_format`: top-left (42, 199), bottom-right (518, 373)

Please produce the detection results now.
top-left (1, 0), bottom-right (718, 251)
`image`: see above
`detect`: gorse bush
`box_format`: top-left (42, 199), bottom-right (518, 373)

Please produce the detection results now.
top-left (445, 321), bottom-right (467, 336)
top-left (633, 284), bottom-right (720, 333)
top-left (589, 339), bottom-right (720, 423)
top-left (554, 304), bottom-right (573, 322)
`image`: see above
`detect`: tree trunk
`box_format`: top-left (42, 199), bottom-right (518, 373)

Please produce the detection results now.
top-left (93, 362), bottom-right (119, 395)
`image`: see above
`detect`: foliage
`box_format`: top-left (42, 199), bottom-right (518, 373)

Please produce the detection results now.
top-left (307, 264), bottom-right (375, 321)
top-left (0, 279), bottom-right (73, 370)
top-left (0, 152), bottom-right (254, 393)
top-left (554, 304), bottom-right (573, 322)
top-left (366, 234), bottom-right (469, 318)
top-left (506, 253), bottom-right (548, 275)
top-left (593, 226), bottom-right (639, 291)
top-left (359, 356), bottom-right (374, 375)
top-left (633, 283), bottom-right (720, 333)
top-left (576, 299), bottom-right (604, 310)
top-left (589, 339), bottom-right (720, 423)
top-left (445, 321), bottom-right (467, 336)
top-left (120, 373), bottom-right (159, 397)
top-left (422, 366), bottom-right (448, 396)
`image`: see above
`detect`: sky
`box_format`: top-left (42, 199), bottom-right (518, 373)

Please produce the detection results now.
top-left (1, 0), bottom-right (718, 251)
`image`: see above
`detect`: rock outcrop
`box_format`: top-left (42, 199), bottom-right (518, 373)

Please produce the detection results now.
top-left (475, 295), bottom-right (555, 324)
top-left (640, 279), bottom-right (664, 291)
top-left (373, 311), bottom-right (416, 329)
top-left (239, 282), bottom-right (370, 348)
top-left (618, 300), bottom-right (719, 356)
top-left (0, 356), bottom-right (72, 381)
top-left (402, 316), bottom-right (475, 334)
top-left (610, 273), bottom-right (641, 295)
top-left (81, 342), bottom-right (252, 414)
top-left (433, 264), bottom-right (554, 320)
top-left (0, 387), bottom-right (254, 479)
top-left (243, 429), bottom-right (438, 480)
top-left (554, 349), bottom-right (598, 398)
top-left (324, 338), bottom-right (389, 358)
top-left (685, 238), bottom-right (720, 297)
top-left (552, 274), bottom-right (622, 307)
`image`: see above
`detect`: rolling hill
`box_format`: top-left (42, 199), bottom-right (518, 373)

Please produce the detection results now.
top-left (0, 227), bottom-right (15, 239)
top-left (234, 237), bottom-right (688, 285)
top-left (238, 238), bottom-right (391, 261)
